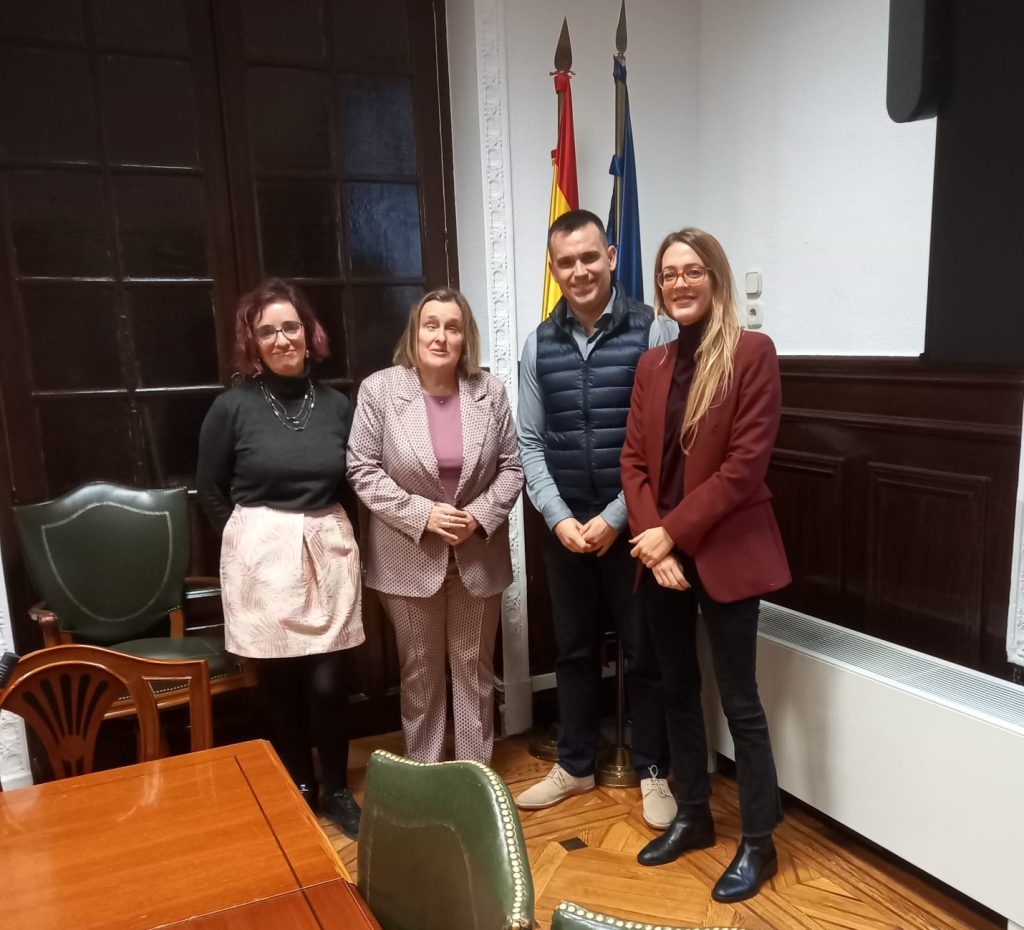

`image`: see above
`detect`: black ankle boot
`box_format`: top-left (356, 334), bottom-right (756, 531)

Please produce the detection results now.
top-left (322, 788), bottom-right (361, 839)
top-left (637, 803), bottom-right (715, 866)
top-left (711, 834), bottom-right (778, 902)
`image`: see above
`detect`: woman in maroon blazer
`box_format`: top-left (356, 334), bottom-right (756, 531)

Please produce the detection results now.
top-left (621, 228), bottom-right (790, 904)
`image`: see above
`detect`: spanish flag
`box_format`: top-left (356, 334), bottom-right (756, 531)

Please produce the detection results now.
top-left (541, 70), bottom-right (579, 319)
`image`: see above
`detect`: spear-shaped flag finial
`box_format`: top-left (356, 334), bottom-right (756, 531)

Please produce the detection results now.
top-left (608, 0), bottom-right (642, 301)
top-left (554, 17), bottom-right (572, 72)
top-left (542, 18), bottom-right (578, 318)
top-left (615, 0), bottom-right (627, 57)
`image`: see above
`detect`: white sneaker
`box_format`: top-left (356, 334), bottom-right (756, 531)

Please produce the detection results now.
top-left (640, 766), bottom-right (677, 829)
top-left (515, 764), bottom-right (596, 810)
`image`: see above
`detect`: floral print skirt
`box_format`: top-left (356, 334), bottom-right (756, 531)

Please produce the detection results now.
top-left (220, 504), bottom-right (364, 659)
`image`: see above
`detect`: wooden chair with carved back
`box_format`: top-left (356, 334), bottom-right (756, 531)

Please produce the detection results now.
top-left (13, 482), bottom-right (256, 718)
top-left (0, 644), bottom-right (212, 789)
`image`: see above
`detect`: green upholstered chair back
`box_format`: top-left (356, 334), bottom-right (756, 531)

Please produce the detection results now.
top-left (358, 750), bottom-right (534, 930)
top-left (14, 483), bottom-right (190, 645)
top-left (552, 901), bottom-right (747, 930)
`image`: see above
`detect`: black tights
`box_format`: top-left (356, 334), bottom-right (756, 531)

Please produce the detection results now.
top-left (259, 651), bottom-right (350, 793)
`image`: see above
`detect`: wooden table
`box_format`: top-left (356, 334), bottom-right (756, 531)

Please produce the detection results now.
top-left (0, 740), bottom-right (380, 930)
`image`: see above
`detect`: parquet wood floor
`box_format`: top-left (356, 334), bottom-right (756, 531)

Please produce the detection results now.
top-left (325, 733), bottom-right (1000, 930)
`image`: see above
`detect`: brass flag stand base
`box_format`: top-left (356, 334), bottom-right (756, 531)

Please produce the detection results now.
top-left (596, 639), bottom-right (638, 787)
top-left (597, 744), bottom-right (638, 787)
top-left (528, 721), bottom-right (560, 762)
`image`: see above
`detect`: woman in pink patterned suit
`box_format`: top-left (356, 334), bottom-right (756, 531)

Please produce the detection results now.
top-left (347, 287), bottom-right (523, 764)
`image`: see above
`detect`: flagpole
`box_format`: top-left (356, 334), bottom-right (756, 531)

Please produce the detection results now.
top-left (542, 19), bottom-right (578, 319)
top-left (611, 1), bottom-right (628, 244)
top-left (607, 1), bottom-right (643, 301)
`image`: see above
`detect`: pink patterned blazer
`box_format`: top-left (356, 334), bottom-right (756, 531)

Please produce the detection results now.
top-left (346, 365), bottom-right (523, 598)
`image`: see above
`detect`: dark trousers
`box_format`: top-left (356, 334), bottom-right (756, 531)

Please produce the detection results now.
top-left (259, 650), bottom-right (350, 793)
top-left (543, 532), bottom-right (667, 778)
top-left (643, 559), bottom-right (783, 836)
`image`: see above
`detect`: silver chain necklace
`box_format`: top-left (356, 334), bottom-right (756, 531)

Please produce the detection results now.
top-left (259, 378), bottom-right (315, 431)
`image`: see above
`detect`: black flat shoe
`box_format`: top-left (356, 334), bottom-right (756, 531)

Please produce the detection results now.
top-left (322, 788), bottom-right (361, 839)
top-left (296, 783), bottom-right (318, 812)
top-left (711, 834), bottom-right (778, 903)
top-left (637, 803), bottom-right (716, 866)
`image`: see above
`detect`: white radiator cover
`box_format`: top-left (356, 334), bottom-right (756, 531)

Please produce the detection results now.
top-left (703, 604), bottom-right (1024, 926)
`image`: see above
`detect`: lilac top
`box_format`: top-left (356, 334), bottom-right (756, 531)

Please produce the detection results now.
top-left (423, 392), bottom-right (463, 504)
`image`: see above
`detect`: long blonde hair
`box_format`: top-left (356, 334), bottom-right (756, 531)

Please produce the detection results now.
top-left (652, 228), bottom-right (741, 450)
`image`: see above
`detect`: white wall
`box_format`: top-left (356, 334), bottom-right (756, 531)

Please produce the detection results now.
top-left (503, 0), bottom-right (699, 350)
top-left (696, 0), bottom-right (935, 356)
top-left (0, 547), bottom-right (31, 789)
top-left (448, 0), bottom-right (936, 360)
top-left (446, 0), bottom-right (490, 363)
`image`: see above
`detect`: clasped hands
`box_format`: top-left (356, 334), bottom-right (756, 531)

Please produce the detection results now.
top-left (426, 502), bottom-right (478, 545)
top-left (552, 515), bottom-right (619, 557)
top-left (629, 526), bottom-right (689, 591)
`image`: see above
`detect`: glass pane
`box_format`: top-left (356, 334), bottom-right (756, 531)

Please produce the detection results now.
top-left (38, 397), bottom-right (135, 495)
top-left (102, 56), bottom-right (199, 167)
top-left (0, 0), bottom-right (83, 42)
top-left (140, 392), bottom-right (216, 487)
top-left (242, 0), bottom-right (324, 62)
top-left (0, 48), bottom-right (97, 163)
top-left (128, 287), bottom-right (219, 387)
top-left (351, 284), bottom-right (421, 380)
top-left (23, 284), bottom-right (123, 391)
top-left (115, 175), bottom-right (208, 277)
top-left (302, 284), bottom-right (347, 380)
top-left (247, 66), bottom-right (331, 170)
top-left (8, 171), bottom-right (114, 277)
top-left (333, 0), bottom-right (408, 69)
top-left (258, 180), bottom-right (340, 278)
top-left (345, 182), bottom-right (421, 278)
top-left (92, 0), bottom-right (189, 54)
top-left (339, 75), bottom-right (415, 176)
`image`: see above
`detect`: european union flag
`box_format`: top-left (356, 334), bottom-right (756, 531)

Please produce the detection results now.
top-left (607, 57), bottom-right (643, 302)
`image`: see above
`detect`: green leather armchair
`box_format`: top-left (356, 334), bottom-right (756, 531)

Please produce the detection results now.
top-left (553, 901), bottom-right (747, 930)
top-left (13, 482), bottom-right (255, 712)
top-left (358, 750), bottom-right (534, 930)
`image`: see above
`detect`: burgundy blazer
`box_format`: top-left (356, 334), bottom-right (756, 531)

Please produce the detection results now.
top-left (620, 330), bottom-right (791, 603)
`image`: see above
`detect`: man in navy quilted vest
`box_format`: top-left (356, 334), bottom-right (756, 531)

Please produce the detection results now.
top-left (514, 209), bottom-right (677, 829)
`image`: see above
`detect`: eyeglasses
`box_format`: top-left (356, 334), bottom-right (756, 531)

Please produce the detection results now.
top-left (657, 265), bottom-right (709, 287)
top-left (255, 320), bottom-right (303, 343)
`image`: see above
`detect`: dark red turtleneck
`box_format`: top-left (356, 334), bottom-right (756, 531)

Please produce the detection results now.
top-left (657, 319), bottom-right (707, 517)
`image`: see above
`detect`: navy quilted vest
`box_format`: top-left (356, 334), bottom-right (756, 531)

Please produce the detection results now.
top-left (535, 291), bottom-right (653, 517)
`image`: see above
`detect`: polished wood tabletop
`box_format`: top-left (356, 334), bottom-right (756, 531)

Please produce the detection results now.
top-left (0, 740), bottom-right (379, 930)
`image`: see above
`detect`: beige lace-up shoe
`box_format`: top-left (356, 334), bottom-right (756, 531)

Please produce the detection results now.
top-left (640, 766), bottom-right (677, 829)
top-left (515, 763), bottom-right (595, 810)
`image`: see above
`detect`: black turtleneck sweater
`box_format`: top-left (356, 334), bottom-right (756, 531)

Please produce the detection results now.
top-left (657, 321), bottom-right (706, 517)
top-left (196, 367), bottom-right (353, 535)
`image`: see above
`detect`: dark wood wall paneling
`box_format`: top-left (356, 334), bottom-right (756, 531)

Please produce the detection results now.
top-left (522, 359), bottom-right (1024, 683)
top-left (0, 0), bottom-right (238, 654)
top-left (769, 358), bottom-right (1023, 679)
top-left (0, 0), bottom-right (457, 737)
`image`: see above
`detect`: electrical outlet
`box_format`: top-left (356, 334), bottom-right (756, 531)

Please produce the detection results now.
top-left (746, 301), bottom-right (763, 329)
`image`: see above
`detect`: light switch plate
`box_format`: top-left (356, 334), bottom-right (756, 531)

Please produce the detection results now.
top-left (745, 271), bottom-right (762, 298)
